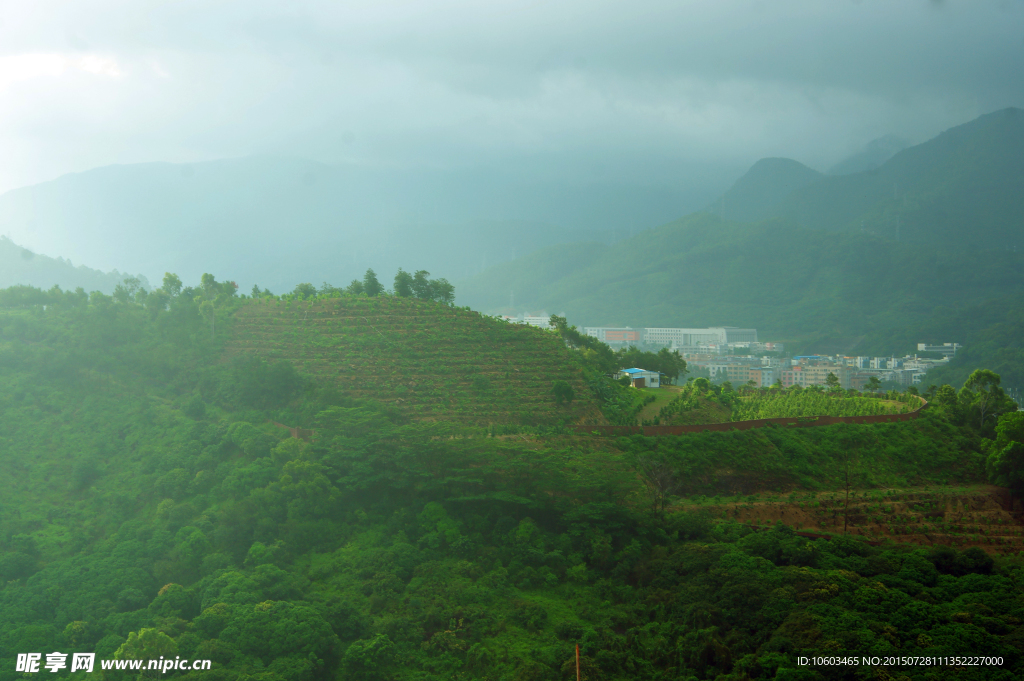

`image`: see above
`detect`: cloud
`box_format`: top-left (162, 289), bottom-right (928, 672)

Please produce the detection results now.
top-left (0, 52), bottom-right (121, 92)
top-left (0, 0), bottom-right (1020, 194)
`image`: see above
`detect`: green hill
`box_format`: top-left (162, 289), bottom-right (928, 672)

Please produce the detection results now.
top-left (1, 280), bottom-right (1023, 681)
top-left (226, 296), bottom-right (602, 426)
top-left (710, 157), bottom-right (823, 223)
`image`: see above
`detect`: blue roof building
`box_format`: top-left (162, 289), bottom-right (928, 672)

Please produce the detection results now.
top-left (617, 367), bottom-right (660, 388)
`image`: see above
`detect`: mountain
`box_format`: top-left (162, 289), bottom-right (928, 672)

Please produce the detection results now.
top-left (0, 156), bottom-right (732, 294)
top-left (0, 235), bottom-right (148, 293)
top-left (708, 157), bottom-right (823, 224)
top-left (459, 108), bottom-right (1024, 365)
top-left (706, 109), bottom-right (1024, 251)
top-left (457, 212), bottom-right (1024, 351)
top-left (827, 134), bottom-right (910, 175)
top-left (774, 107), bottom-right (1024, 247)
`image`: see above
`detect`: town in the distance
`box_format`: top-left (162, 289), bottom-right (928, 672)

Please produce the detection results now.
top-left (501, 312), bottom-right (960, 392)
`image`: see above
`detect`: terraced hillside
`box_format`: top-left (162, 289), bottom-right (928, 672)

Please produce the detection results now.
top-left (694, 485), bottom-right (1023, 555)
top-left (225, 295), bottom-right (604, 425)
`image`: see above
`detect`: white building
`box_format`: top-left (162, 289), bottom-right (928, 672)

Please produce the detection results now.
top-left (917, 343), bottom-right (961, 358)
top-left (503, 312), bottom-right (560, 329)
top-left (618, 368), bottom-right (660, 388)
top-left (584, 327), bottom-right (642, 345)
top-left (643, 326), bottom-right (758, 349)
top-left (522, 316), bottom-right (553, 329)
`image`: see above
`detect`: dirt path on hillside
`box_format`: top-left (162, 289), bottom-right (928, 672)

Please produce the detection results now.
top-left (672, 484), bottom-right (1023, 555)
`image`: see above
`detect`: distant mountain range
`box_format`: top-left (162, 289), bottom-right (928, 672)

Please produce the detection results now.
top-left (0, 156), bottom-right (731, 294)
top-left (0, 236), bottom-right (148, 294)
top-left (826, 134), bottom-right (910, 176)
top-left (459, 107), bottom-right (1024, 375)
top-left (708, 157), bottom-right (823, 223)
top-left (711, 107), bottom-right (1024, 247)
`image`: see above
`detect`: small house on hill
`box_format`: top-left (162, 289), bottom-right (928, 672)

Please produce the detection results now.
top-left (618, 368), bottom-right (660, 388)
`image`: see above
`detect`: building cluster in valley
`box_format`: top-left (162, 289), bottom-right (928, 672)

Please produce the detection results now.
top-left (497, 313), bottom-right (959, 390)
top-left (581, 324), bottom-right (960, 390)
top-left (684, 351), bottom-right (955, 390)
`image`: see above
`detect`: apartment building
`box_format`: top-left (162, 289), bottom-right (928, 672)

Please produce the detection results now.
top-left (781, 364), bottom-right (853, 389)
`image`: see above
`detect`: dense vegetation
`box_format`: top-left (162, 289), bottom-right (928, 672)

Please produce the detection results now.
top-left (1, 280), bottom-right (1023, 681)
top-left (731, 391), bottom-right (914, 421)
top-left (653, 379), bottom-right (920, 426)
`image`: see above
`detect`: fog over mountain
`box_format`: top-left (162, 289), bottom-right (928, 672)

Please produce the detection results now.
top-left (0, 1), bottom-right (1020, 294)
top-left (0, 156), bottom-right (733, 292)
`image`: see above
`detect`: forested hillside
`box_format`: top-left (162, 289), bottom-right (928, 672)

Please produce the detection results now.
top-left (1, 279), bottom-right (1023, 681)
top-left (457, 213), bottom-right (1024, 354)
top-left (0, 235), bottom-right (148, 294)
top-left (772, 107), bottom-right (1024, 248)
top-left (709, 157), bottom-right (823, 223)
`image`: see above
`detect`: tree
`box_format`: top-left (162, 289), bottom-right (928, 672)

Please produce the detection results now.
top-left (962, 369), bottom-right (1013, 429)
top-left (195, 273), bottom-right (237, 337)
top-left (251, 284), bottom-right (261, 298)
top-left (987, 412), bottom-right (1024, 509)
top-left (393, 269), bottom-right (413, 297)
top-left (549, 315), bottom-right (616, 373)
top-left (292, 283), bottom-right (317, 299)
top-left (987, 440), bottom-right (1024, 511)
top-left (162, 273), bottom-right (183, 297)
top-left (113, 276), bottom-right (143, 304)
top-left (429, 278), bottom-right (455, 305)
top-left (145, 289), bottom-right (170, 315)
top-left (114, 628), bottom-right (178, 678)
top-left (656, 347), bottom-right (687, 384)
top-left (866, 376), bottom-right (882, 393)
top-left (552, 380), bottom-right (575, 405)
top-left (346, 279), bottom-right (365, 295)
top-left (634, 455), bottom-right (679, 512)
top-left (825, 372), bottom-right (840, 390)
top-left (362, 269), bottom-right (383, 297)
top-left (411, 270), bottom-right (432, 299)
top-left (342, 634), bottom-right (396, 681)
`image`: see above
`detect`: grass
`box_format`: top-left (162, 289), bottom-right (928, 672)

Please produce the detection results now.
top-left (635, 386), bottom-right (682, 422)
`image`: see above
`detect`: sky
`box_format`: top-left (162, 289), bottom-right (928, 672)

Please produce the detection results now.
top-left (0, 0), bottom-right (1021, 196)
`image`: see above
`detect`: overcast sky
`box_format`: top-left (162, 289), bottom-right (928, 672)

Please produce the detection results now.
top-left (0, 0), bottom-right (1021, 195)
